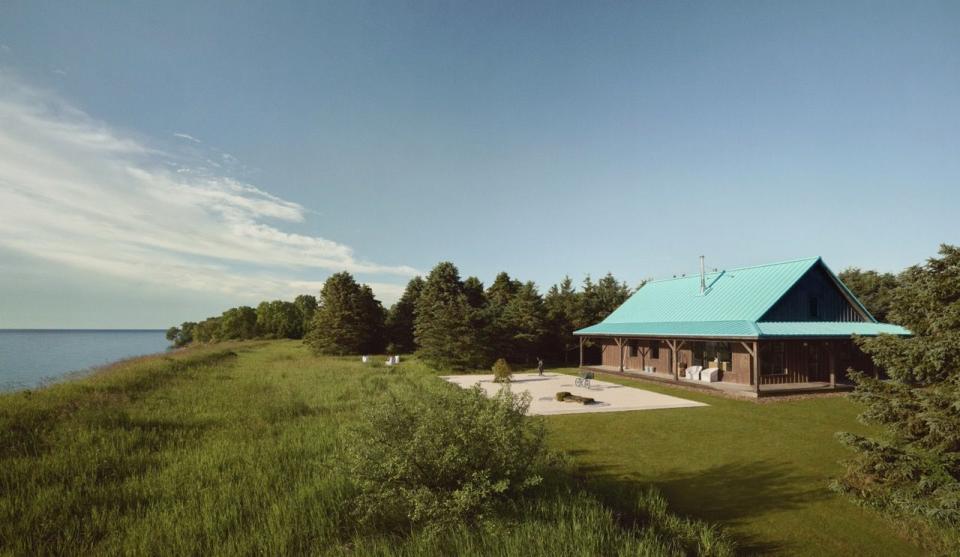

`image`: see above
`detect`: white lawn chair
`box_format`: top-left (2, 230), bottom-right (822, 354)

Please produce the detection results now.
top-left (684, 366), bottom-right (703, 381)
top-left (361, 355), bottom-right (369, 363)
top-left (700, 367), bottom-right (720, 383)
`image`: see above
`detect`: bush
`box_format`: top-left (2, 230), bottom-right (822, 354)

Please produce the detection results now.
top-left (492, 358), bottom-right (512, 383)
top-left (344, 383), bottom-right (549, 531)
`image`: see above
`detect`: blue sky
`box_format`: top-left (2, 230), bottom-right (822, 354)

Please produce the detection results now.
top-left (0, 1), bottom-right (958, 328)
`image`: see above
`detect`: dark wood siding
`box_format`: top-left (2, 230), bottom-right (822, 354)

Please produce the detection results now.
top-left (758, 339), bottom-right (876, 384)
top-left (760, 264), bottom-right (865, 322)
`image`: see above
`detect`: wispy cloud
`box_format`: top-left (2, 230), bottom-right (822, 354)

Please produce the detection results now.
top-left (173, 132), bottom-right (201, 143)
top-left (0, 71), bottom-right (416, 304)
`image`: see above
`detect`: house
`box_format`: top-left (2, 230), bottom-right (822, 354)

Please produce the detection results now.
top-left (573, 257), bottom-right (910, 397)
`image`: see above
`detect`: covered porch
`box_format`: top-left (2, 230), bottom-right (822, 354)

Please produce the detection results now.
top-left (577, 335), bottom-right (855, 398)
top-left (580, 364), bottom-right (852, 399)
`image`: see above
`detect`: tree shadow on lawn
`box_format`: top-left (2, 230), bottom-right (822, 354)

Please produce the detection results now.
top-left (568, 453), bottom-right (829, 555)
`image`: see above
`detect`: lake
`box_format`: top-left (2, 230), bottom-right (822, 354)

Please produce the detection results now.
top-left (0, 330), bottom-right (170, 391)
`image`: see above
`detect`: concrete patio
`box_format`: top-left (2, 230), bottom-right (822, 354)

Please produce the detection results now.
top-left (441, 372), bottom-right (707, 415)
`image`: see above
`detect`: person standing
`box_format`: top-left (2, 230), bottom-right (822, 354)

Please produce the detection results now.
top-left (537, 356), bottom-right (544, 376)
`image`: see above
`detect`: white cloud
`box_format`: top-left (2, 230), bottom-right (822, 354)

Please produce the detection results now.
top-left (173, 132), bottom-right (201, 143)
top-left (0, 71), bottom-right (416, 305)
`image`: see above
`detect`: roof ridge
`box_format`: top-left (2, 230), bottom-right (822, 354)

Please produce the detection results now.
top-left (642, 256), bottom-right (821, 285)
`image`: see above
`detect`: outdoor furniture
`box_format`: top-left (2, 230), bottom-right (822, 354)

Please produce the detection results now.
top-left (700, 367), bottom-right (720, 383)
top-left (361, 355), bottom-right (368, 363)
top-left (575, 370), bottom-right (594, 388)
top-left (684, 366), bottom-right (703, 381)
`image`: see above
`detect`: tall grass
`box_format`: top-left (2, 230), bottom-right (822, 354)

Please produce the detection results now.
top-left (0, 341), bottom-right (732, 555)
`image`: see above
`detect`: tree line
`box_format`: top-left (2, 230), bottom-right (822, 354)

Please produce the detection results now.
top-left (167, 262), bottom-right (635, 369)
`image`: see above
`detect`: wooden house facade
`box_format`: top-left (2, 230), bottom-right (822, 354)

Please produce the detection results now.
top-left (574, 257), bottom-right (910, 397)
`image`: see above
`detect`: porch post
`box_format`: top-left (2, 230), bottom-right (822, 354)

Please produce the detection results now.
top-left (616, 337), bottom-right (624, 372)
top-left (579, 337), bottom-right (584, 368)
top-left (828, 342), bottom-right (836, 388)
top-left (753, 340), bottom-right (761, 395)
top-left (665, 339), bottom-right (677, 380)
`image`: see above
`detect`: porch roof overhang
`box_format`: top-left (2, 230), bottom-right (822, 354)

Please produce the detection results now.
top-left (573, 320), bottom-right (911, 339)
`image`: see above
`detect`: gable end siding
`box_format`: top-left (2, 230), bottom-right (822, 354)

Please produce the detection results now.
top-left (759, 264), bottom-right (866, 322)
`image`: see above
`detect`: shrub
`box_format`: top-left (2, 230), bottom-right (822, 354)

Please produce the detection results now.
top-left (492, 358), bottom-right (512, 383)
top-left (344, 383), bottom-right (549, 531)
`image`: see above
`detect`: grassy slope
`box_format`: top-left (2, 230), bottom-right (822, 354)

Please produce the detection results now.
top-left (544, 369), bottom-right (921, 556)
top-left (1, 341), bottom-right (731, 556)
top-left (0, 340), bottom-right (922, 556)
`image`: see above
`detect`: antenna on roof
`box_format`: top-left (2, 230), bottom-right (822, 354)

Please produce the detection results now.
top-left (699, 255), bottom-right (706, 295)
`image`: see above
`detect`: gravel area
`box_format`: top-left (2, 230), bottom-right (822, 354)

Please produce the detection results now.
top-left (441, 372), bottom-right (708, 415)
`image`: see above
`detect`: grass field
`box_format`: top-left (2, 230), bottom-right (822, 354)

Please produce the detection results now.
top-left (544, 373), bottom-right (923, 556)
top-left (0, 340), bottom-right (924, 556)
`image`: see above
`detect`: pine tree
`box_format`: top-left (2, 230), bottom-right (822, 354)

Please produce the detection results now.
top-left (838, 268), bottom-right (899, 322)
top-left (485, 272), bottom-right (522, 361)
top-left (499, 281), bottom-right (547, 364)
top-left (415, 262), bottom-right (487, 370)
top-left (834, 245), bottom-right (960, 543)
top-left (305, 272), bottom-right (385, 355)
top-left (544, 276), bottom-right (582, 362)
top-left (386, 276), bottom-right (424, 353)
top-left (356, 284), bottom-right (387, 354)
top-left (580, 273), bottom-right (632, 325)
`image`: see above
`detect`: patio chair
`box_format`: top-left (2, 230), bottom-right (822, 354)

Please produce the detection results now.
top-left (700, 367), bottom-right (720, 383)
top-left (684, 366), bottom-right (703, 381)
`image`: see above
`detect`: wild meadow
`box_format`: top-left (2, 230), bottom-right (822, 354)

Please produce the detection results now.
top-left (0, 341), bottom-right (734, 556)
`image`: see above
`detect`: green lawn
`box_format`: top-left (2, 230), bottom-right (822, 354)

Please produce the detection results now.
top-left (544, 369), bottom-right (921, 556)
top-left (0, 340), bottom-right (923, 556)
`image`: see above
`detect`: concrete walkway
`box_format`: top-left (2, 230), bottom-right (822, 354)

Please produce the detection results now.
top-left (441, 372), bottom-right (707, 415)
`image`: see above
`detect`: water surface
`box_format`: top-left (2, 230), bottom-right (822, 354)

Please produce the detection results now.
top-left (0, 329), bottom-right (170, 391)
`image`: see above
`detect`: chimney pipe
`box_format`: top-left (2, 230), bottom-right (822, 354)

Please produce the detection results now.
top-left (699, 255), bottom-right (706, 295)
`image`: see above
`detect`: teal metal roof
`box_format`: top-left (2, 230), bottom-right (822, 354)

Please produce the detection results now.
top-left (755, 322), bottom-right (910, 337)
top-left (601, 257), bottom-right (820, 324)
top-left (576, 321), bottom-right (760, 338)
top-left (574, 257), bottom-right (912, 338)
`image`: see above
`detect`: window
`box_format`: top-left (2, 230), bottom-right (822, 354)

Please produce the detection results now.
top-left (809, 296), bottom-right (820, 318)
top-left (690, 341), bottom-right (730, 367)
top-left (628, 342), bottom-right (637, 358)
top-left (649, 340), bottom-right (660, 359)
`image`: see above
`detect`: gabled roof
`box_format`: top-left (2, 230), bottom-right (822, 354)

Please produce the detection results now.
top-left (574, 257), bottom-right (911, 338)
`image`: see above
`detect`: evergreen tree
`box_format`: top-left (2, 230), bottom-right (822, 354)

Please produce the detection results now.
top-left (462, 276), bottom-right (486, 308)
top-left (580, 273), bottom-right (632, 325)
top-left (415, 262), bottom-right (487, 370)
top-left (386, 276), bottom-right (424, 353)
top-left (834, 245), bottom-right (960, 542)
top-left (485, 272), bottom-right (522, 360)
top-left (356, 284), bottom-right (387, 354)
top-left (499, 281), bottom-right (547, 363)
top-left (544, 276), bottom-right (582, 362)
top-left (305, 272), bottom-right (386, 355)
top-left (294, 294), bottom-right (318, 337)
top-left (839, 267), bottom-right (899, 322)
